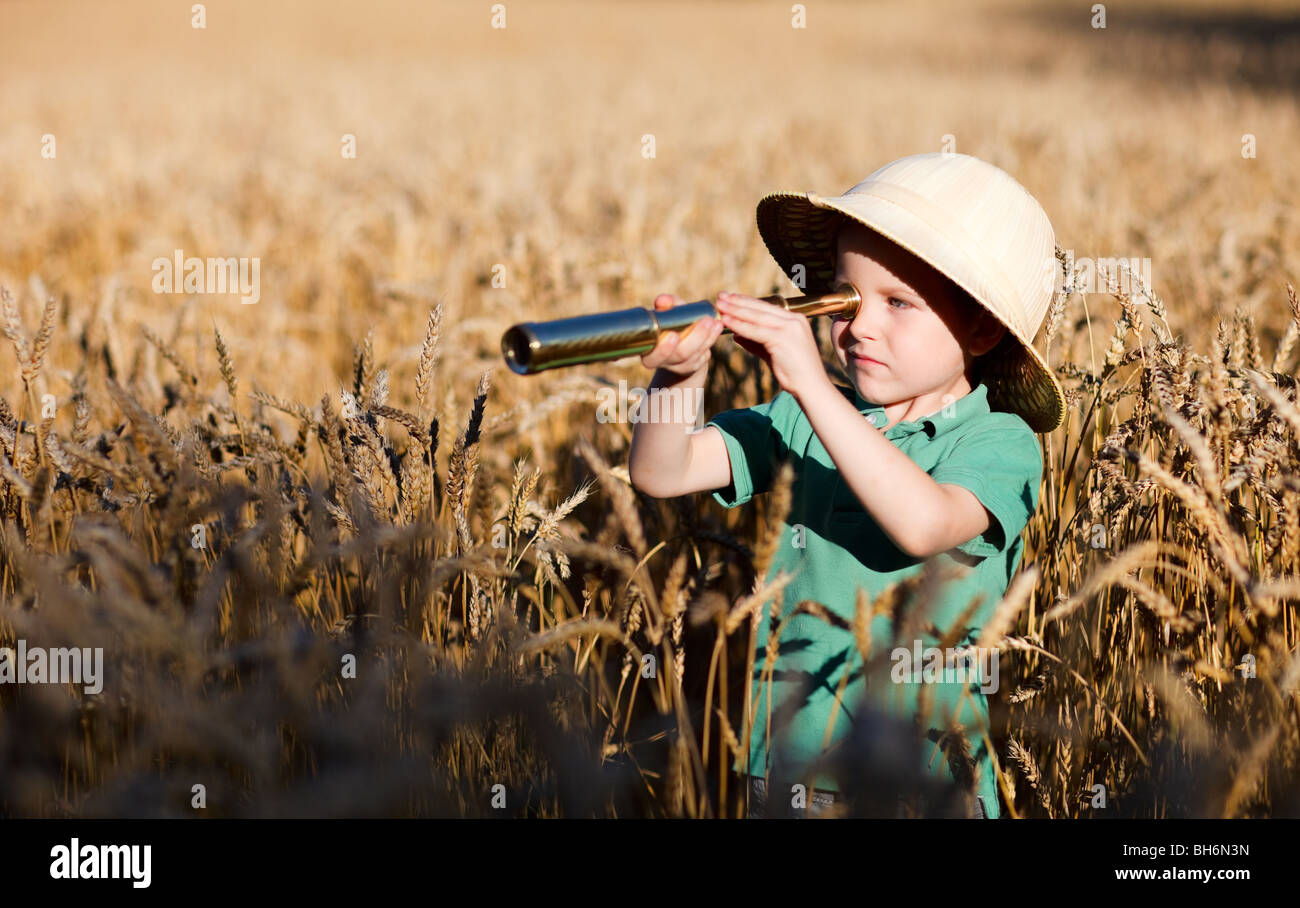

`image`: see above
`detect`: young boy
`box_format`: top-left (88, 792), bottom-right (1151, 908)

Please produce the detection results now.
top-left (628, 152), bottom-right (1066, 819)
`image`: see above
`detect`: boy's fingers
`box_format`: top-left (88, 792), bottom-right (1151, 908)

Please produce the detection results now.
top-left (642, 305), bottom-right (726, 370)
top-left (722, 295), bottom-right (799, 325)
top-left (641, 331), bottom-right (681, 368)
top-left (725, 310), bottom-right (790, 347)
top-left (696, 316), bottom-right (728, 348)
top-left (721, 313), bottom-right (775, 344)
top-left (719, 301), bottom-right (786, 327)
top-left (670, 319), bottom-right (714, 359)
top-left (647, 316), bottom-right (722, 370)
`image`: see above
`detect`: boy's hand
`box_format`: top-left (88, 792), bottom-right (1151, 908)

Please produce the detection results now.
top-left (640, 293), bottom-right (725, 377)
top-left (715, 292), bottom-right (828, 401)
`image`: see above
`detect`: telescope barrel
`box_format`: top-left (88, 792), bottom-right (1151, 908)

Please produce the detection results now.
top-left (501, 283), bottom-right (860, 375)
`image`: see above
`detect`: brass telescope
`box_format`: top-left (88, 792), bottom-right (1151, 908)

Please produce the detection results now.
top-left (501, 282), bottom-right (861, 374)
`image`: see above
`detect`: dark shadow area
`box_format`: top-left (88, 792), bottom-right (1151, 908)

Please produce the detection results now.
top-left (1027, 2), bottom-right (1300, 96)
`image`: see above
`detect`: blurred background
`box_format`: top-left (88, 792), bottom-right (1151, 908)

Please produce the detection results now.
top-left (3, 0), bottom-right (1297, 402)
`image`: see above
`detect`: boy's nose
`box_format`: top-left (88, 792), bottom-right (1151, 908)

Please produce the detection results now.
top-left (846, 295), bottom-right (886, 341)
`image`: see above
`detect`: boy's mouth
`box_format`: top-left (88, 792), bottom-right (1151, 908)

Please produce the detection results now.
top-left (850, 352), bottom-right (885, 366)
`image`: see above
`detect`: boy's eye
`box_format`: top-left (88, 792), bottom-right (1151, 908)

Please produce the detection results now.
top-left (831, 297), bottom-right (911, 319)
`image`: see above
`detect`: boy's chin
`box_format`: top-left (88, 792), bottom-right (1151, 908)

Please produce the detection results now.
top-left (847, 375), bottom-right (881, 400)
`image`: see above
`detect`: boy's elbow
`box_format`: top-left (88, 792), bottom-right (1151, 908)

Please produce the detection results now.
top-left (897, 526), bottom-right (942, 560)
top-left (897, 534), bottom-right (931, 560)
top-left (628, 470), bottom-right (673, 499)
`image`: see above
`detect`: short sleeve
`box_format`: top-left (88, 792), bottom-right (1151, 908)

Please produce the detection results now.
top-left (704, 391), bottom-right (793, 508)
top-left (929, 415), bottom-right (1043, 558)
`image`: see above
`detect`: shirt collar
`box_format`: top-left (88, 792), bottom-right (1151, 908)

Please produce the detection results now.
top-left (841, 381), bottom-right (990, 441)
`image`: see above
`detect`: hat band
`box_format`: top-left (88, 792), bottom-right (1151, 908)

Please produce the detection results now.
top-left (846, 180), bottom-right (1030, 338)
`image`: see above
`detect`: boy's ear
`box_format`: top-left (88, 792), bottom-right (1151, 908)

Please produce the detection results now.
top-left (967, 307), bottom-right (1007, 356)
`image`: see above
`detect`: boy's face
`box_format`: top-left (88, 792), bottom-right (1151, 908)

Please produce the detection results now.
top-left (829, 220), bottom-right (1005, 406)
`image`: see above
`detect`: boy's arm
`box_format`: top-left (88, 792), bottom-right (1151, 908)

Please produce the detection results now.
top-left (929, 486), bottom-right (1000, 557)
top-left (928, 416), bottom-right (1043, 558)
top-left (628, 365), bottom-right (732, 498)
top-left (792, 380), bottom-right (993, 559)
top-left (682, 426), bottom-right (734, 496)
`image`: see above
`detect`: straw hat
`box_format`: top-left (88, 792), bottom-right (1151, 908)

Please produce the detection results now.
top-left (755, 152), bottom-right (1066, 434)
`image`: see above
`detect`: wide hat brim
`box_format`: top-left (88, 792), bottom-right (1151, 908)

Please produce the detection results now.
top-left (756, 190), bottom-right (1066, 434)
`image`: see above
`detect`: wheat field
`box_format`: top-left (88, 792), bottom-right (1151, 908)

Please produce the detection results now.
top-left (1, 0), bottom-right (1299, 817)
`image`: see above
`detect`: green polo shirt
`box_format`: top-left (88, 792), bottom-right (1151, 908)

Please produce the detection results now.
top-left (705, 380), bottom-right (1042, 819)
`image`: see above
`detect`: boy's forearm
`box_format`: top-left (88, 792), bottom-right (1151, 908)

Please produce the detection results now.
top-left (792, 378), bottom-right (950, 558)
top-left (628, 365), bottom-right (708, 496)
